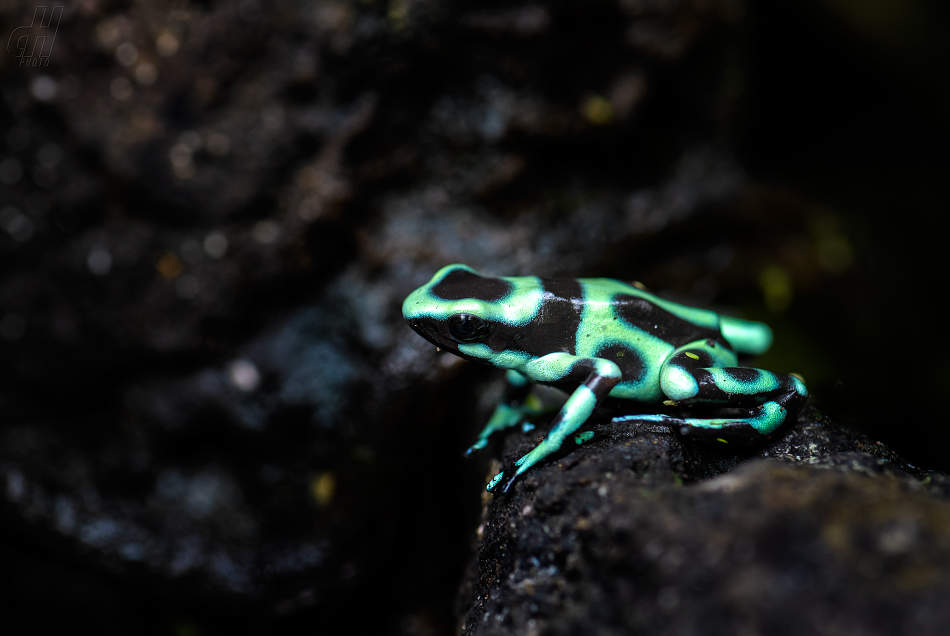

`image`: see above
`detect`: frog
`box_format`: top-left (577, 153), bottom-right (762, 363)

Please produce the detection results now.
top-left (402, 264), bottom-right (808, 494)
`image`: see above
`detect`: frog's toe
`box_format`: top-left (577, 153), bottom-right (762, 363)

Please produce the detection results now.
top-left (487, 466), bottom-right (523, 495)
top-left (486, 470), bottom-right (506, 492)
top-left (464, 439), bottom-right (488, 458)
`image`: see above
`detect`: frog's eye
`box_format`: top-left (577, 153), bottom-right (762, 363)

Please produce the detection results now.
top-left (448, 314), bottom-right (490, 343)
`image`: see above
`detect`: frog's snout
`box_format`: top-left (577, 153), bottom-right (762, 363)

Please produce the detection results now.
top-left (406, 317), bottom-right (432, 338)
top-left (406, 316), bottom-right (444, 349)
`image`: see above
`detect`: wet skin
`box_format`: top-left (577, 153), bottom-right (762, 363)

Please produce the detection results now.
top-left (403, 265), bottom-right (808, 494)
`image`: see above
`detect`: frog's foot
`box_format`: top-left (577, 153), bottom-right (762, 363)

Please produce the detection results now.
top-left (464, 439), bottom-right (488, 457)
top-left (620, 401), bottom-right (780, 443)
top-left (487, 462), bottom-right (529, 495)
top-left (465, 395), bottom-right (547, 457)
top-left (619, 387), bottom-right (807, 443)
top-left (487, 469), bottom-right (510, 493)
top-left (487, 450), bottom-right (542, 495)
top-left (465, 404), bottom-right (523, 457)
top-left (487, 430), bottom-right (596, 494)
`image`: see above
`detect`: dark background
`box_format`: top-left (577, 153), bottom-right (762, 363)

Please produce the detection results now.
top-left (1, 0), bottom-right (948, 634)
top-left (743, 0), bottom-right (950, 461)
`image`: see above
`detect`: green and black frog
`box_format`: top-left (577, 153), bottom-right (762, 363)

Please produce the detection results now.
top-left (403, 264), bottom-right (807, 494)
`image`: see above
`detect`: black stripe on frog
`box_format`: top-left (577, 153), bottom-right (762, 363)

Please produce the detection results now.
top-left (613, 294), bottom-right (721, 347)
top-left (431, 268), bottom-right (512, 302)
top-left (504, 278), bottom-right (584, 357)
top-left (592, 343), bottom-right (647, 383)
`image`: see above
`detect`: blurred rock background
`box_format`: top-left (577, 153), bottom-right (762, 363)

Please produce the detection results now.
top-left (1, 0), bottom-right (948, 634)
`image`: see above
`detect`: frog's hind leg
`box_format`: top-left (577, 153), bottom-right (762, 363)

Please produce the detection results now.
top-left (629, 339), bottom-right (808, 441)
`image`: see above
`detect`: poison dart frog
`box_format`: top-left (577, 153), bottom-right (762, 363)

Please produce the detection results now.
top-left (403, 264), bottom-right (808, 494)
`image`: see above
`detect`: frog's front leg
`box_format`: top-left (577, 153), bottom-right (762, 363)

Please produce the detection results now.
top-left (465, 370), bottom-right (546, 456)
top-left (488, 354), bottom-right (621, 494)
top-left (637, 339), bottom-right (808, 440)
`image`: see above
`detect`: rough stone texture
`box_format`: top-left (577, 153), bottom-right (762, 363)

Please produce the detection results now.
top-left (461, 408), bottom-right (950, 636)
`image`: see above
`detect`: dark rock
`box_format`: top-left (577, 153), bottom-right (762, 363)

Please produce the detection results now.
top-left (460, 407), bottom-right (950, 636)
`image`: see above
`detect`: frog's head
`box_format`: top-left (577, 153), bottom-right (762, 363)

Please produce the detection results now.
top-left (402, 264), bottom-right (541, 363)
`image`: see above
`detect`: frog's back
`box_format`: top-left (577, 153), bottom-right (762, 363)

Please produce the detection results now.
top-left (575, 277), bottom-right (772, 356)
top-left (576, 277), bottom-right (721, 347)
top-left (403, 266), bottom-right (770, 389)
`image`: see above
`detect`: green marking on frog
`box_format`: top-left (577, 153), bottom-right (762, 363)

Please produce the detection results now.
top-left (403, 264), bottom-right (544, 326)
top-left (574, 431), bottom-right (595, 445)
top-left (404, 264), bottom-right (808, 494)
top-left (659, 364), bottom-right (700, 401)
top-left (632, 400), bottom-right (788, 435)
top-left (506, 369), bottom-right (529, 387)
top-left (487, 471), bottom-right (505, 491)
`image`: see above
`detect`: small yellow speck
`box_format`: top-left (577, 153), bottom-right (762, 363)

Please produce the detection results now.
top-left (388, 0), bottom-right (409, 29)
top-left (759, 265), bottom-right (793, 313)
top-left (790, 372), bottom-right (805, 382)
top-left (716, 438), bottom-right (728, 444)
top-left (685, 352), bottom-right (700, 360)
top-left (172, 620), bottom-right (199, 636)
top-left (310, 472), bottom-right (336, 507)
top-left (631, 281), bottom-right (647, 290)
top-left (580, 95), bottom-right (613, 124)
top-left (663, 400), bottom-right (678, 406)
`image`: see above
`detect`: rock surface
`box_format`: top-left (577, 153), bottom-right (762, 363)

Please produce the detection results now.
top-left (461, 408), bottom-right (950, 636)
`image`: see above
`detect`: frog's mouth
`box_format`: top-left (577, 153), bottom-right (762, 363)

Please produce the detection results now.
top-left (407, 318), bottom-right (451, 351)
top-left (407, 317), bottom-right (487, 361)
